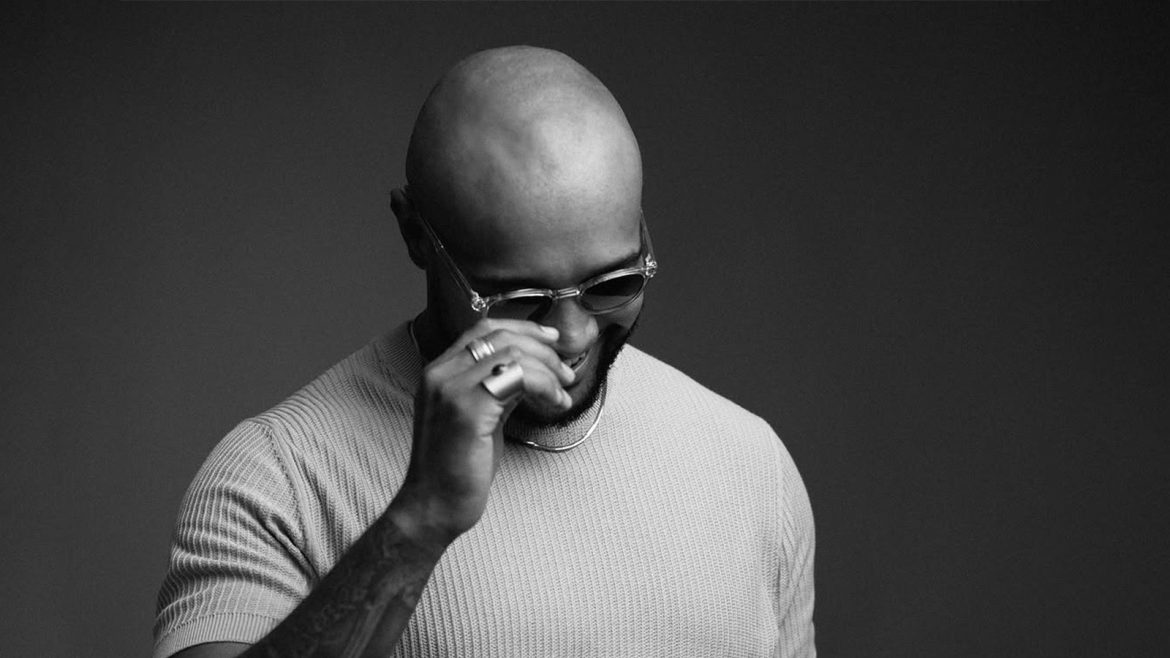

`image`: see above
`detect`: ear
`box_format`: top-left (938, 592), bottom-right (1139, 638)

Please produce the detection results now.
top-left (391, 186), bottom-right (428, 269)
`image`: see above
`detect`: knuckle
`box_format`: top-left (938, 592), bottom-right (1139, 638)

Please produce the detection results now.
top-left (432, 376), bottom-right (467, 402)
top-left (524, 368), bottom-right (553, 392)
top-left (462, 319), bottom-right (493, 340)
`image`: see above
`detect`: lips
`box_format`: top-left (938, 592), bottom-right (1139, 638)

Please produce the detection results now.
top-left (565, 350), bottom-right (590, 374)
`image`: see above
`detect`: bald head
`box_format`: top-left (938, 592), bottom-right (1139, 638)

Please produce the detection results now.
top-left (405, 46), bottom-right (643, 265)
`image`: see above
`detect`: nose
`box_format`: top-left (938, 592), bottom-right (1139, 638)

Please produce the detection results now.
top-left (541, 296), bottom-right (599, 358)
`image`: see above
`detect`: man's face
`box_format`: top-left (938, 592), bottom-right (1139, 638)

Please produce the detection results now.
top-left (427, 201), bottom-right (645, 427)
top-left (405, 47), bottom-right (647, 426)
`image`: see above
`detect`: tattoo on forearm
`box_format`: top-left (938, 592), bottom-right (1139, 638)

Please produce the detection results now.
top-left (247, 515), bottom-right (435, 658)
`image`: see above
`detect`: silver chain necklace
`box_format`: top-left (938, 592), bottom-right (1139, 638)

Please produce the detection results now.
top-left (511, 381), bottom-right (605, 452)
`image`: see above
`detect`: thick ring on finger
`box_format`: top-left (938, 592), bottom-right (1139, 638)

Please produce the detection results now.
top-left (482, 361), bottom-right (524, 400)
top-left (466, 337), bottom-right (496, 363)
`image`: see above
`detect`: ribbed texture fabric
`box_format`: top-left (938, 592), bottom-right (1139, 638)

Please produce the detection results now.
top-left (153, 323), bottom-right (815, 657)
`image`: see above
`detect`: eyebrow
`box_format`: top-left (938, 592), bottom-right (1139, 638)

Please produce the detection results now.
top-left (471, 249), bottom-right (644, 292)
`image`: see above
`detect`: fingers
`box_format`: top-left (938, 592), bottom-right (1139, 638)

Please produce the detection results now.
top-left (442, 319), bottom-right (559, 357)
top-left (425, 319), bottom-right (574, 412)
top-left (466, 350), bottom-right (572, 410)
top-left (436, 319), bottom-right (576, 387)
top-left (481, 362), bottom-right (525, 401)
top-left (482, 331), bottom-right (575, 386)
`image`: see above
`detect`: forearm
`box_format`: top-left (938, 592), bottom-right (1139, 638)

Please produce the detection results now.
top-left (242, 495), bottom-right (449, 658)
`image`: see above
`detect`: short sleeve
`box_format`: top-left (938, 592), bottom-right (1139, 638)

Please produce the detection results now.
top-left (773, 432), bottom-right (817, 657)
top-left (152, 420), bottom-right (312, 658)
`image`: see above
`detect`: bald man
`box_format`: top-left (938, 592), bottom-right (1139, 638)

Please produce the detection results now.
top-left (154, 47), bottom-right (815, 658)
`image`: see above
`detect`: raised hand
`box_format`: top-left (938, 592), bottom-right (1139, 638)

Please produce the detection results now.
top-left (398, 319), bottom-right (576, 542)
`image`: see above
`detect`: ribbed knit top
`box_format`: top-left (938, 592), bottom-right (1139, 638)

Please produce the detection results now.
top-left (153, 323), bottom-right (815, 657)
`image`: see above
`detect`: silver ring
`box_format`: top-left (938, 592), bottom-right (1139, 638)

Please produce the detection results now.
top-left (482, 362), bottom-right (524, 400)
top-left (466, 337), bottom-right (496, 362)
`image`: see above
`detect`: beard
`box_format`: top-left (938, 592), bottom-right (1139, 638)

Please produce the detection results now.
top-left (506, 317), bottom-right (638, 431)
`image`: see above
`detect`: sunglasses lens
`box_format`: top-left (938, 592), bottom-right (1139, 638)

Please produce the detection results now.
top-left (486, 295), bottom-right (552, 320)
top-left (581, 273), bottom-right (646, 312)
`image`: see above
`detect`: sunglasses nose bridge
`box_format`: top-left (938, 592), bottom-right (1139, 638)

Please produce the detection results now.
top-left (549, 285), bottom-right (585, 303)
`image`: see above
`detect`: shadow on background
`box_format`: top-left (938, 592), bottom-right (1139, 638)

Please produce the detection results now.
top-left (2, 3), bottom-right (1165, 657)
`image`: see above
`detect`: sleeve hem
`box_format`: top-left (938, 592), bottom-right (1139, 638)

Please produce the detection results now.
top-left (152, 611), bottom-right (279, 658)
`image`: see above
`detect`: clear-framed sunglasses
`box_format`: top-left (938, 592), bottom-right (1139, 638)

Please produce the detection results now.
top-left (416, 212), bottom-right (658, 320)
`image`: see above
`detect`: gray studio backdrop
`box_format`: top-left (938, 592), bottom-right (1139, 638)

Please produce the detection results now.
top-left (3, 3), bottom-right (1164, 657)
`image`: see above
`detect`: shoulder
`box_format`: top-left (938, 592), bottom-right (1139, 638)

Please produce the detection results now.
top-left (270, 334), bottom-right (411, 422)
top-left (170, 329), bottom-right (421, 583)
top-left (614, 344), bottom-right (776, 431)
top-left (246, 330), bottom-right (418, 455)
top-left (189, 418), bottom-right (288, 499)
top-left (183, 329), bottom-right (419, 536)
top-left (610, 344), bottom-right (786, 459)
top-left (610, 344), bottom-right (814, 548)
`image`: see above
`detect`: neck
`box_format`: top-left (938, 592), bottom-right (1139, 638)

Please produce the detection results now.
top-left (411, 308), bottom-right (449, 363)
